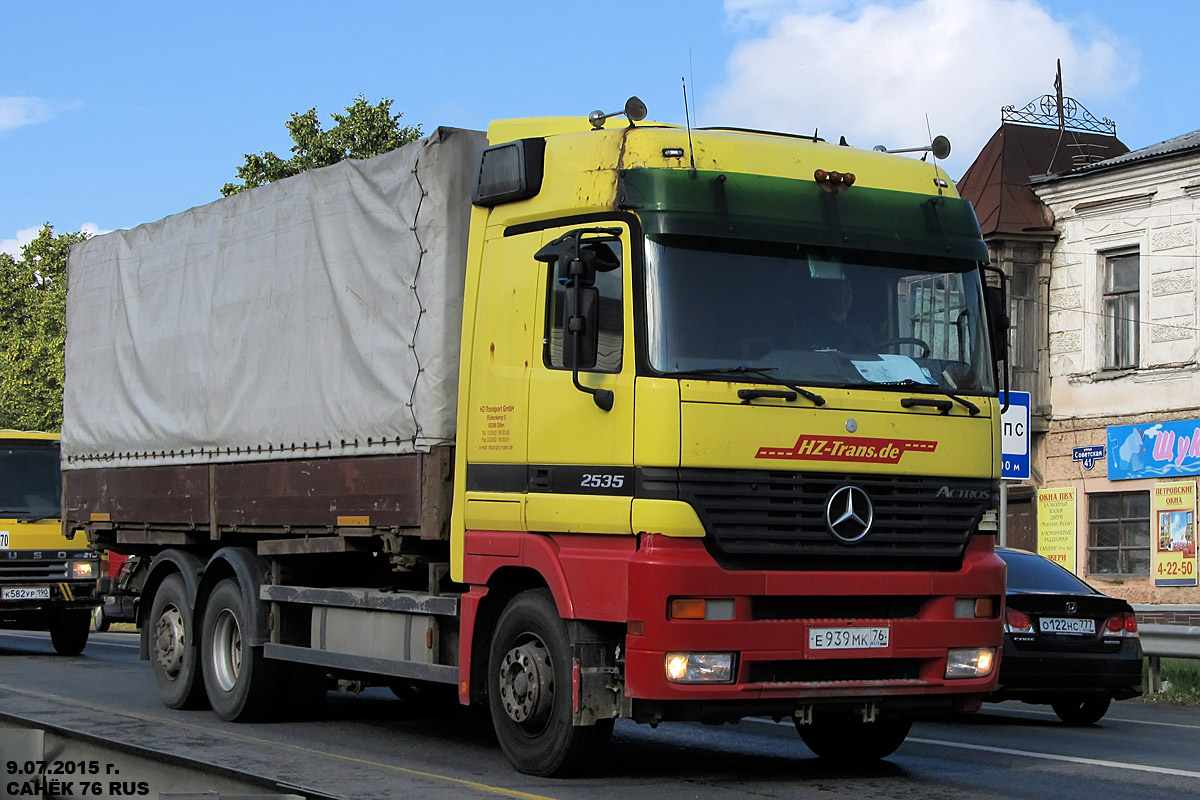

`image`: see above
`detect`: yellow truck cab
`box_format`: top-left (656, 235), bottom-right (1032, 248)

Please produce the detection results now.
top-left (0, 430), bottom-right (97, 654)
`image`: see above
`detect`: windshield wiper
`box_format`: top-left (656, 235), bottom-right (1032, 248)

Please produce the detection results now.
top-left (882, 379), bottom-right (980, 416)
top-left (664, 366), bottom-right (826, 407)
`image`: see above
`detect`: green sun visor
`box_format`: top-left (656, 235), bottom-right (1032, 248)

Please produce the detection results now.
top-left (618, 168), bottom-right (988, 262)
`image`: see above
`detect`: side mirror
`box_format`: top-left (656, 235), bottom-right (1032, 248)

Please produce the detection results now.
top-left (984, 284), bottom-right (1009, 364)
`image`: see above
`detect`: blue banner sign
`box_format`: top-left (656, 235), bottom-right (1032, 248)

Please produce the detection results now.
top-left (1072, 445), bottom-right (1106, 470)
top-left (1108, 419), bottom-right (1200, 480)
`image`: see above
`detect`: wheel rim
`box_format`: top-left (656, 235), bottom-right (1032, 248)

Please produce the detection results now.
top-left (498, 634), bottom-right (554, 733)
top-left (154, 604), bottom-right (186, 679)
top-left (93, 606), bottom-right (104, 629)
top-left (210, 608), bottom-right (242, 692)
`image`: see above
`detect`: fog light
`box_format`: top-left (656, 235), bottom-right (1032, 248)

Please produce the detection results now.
top-left (946, 647), bottom-right (996, 678)
top-left (664, 652), bottom-right (735, 683)
top-left (71, 560), bottom-right (95, 580)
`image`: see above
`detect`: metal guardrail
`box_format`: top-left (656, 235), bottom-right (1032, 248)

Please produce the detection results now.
top-left (1132, 604), bottom-right (1200, 693)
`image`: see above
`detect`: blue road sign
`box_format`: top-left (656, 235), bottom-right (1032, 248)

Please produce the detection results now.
top-left (1000, 390), bottom-right (1031, 481)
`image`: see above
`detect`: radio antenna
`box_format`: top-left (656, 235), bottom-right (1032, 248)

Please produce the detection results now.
top-left (682, 77), bottom-right (697, 174)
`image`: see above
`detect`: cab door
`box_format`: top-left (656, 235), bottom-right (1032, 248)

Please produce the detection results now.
top-left (525, 221), bottom-right (636, 534)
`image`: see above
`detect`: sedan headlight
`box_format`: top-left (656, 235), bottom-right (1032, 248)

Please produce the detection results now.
top-left (945, 647), bottom-right (996, 679)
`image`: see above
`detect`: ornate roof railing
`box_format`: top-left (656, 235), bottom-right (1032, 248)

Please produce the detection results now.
top-left (1001, 94), bottom-right (1116, 135)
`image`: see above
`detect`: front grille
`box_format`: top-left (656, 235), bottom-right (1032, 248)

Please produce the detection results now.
top-left (748, 658), bottom-right (922, 684)
top-left (0, 551), bottom-right (82, 582)
top-left (641, 468), bottom-right (993, 571)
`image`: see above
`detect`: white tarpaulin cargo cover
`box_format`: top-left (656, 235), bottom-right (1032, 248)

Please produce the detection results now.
top-left (62, 127), bottom-right (486, 469)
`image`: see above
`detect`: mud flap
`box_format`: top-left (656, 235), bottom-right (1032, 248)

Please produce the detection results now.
top-left (567, 620), bottom-right (623, 725)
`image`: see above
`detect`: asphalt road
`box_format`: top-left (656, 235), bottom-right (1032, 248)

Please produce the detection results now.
top-left (2, 629), bottom-right (1199, 800)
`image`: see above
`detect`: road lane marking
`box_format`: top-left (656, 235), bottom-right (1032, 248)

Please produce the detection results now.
top-left (745, 716), bottom-right (1200, 777)
top-left (0, 631), bottom-right (139, 649)
top-left (905, 736), bottom-right (1200, 779)
top-left (980, 705), bottom-right (1200, 731)
top-left (0, 684), bottom-right (561, 800)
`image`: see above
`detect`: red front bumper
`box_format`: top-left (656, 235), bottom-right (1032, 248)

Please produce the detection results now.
top-left (622, 534), bottom-right (1003, 710)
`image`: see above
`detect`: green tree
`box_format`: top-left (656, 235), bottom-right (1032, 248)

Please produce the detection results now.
top-left (0, 224), bottom-right (89, 431)
top-left (221, 95), bottom-right (422, 196)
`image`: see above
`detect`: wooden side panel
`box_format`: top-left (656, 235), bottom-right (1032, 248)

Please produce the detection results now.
top-left (213, 455), bottom-right (424, 528)
top-left (64, 465), bottom-right (211, 526)
top-left (64, 451), bottom-right (455, 537)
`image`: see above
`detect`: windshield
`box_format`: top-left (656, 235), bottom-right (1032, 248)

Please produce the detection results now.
top-left (644, 235), bottom-right (995, 394)
top-left (0, 440), bottom-right (61, 520)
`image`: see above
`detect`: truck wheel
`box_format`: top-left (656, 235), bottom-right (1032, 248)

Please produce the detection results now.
top-left (1051, 695), bottom-right (1111, 726)
top-left (796, 715), bottom-right (911, 762)
top-left (149, 573), bottom-right (207, 709)
top-left (93, 605), bottom-right (110, 633)
top-left (201, 578), bottom-right (283, 721)
top-left (487, 589), bottom-right (613, 776)
top-left (50, 611), bottom-right (91, 656)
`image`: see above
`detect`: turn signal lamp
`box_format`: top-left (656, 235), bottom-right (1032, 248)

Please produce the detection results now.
top-left (669, 598), bottom-right (735, 620)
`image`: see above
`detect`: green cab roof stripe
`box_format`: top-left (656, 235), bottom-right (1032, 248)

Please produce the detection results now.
top-left (618, 168), bottom-right (988, 262)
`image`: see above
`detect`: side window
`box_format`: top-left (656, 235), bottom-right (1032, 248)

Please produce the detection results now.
top-left (544, 240), bottom-right (623, 373)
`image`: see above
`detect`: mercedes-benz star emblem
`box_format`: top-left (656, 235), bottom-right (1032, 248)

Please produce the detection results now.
top-left (825, 485), bottom-right (874, 543)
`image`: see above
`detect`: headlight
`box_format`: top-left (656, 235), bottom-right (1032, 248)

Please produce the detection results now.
top-left (665, 652), bottom-right (735, 683)
top-left (70, 560), bottom-right (96, 580)
top-left (945, 647), bottom-right (996, 679)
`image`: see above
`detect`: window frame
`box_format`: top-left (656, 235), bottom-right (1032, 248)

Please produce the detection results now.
top-left (1087, 489), bottom-right (1150, 578)
top-left (1101, 249), bottom-right (1140, 370)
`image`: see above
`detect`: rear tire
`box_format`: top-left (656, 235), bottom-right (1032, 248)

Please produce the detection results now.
top-left (1051, 695), bottom-right (1111, 726)
top-left (148, 574), bottom-right (207, 708)
top-left (201, 578), bottom-right (283, 721)
top-left (487, 589), bottom-right (613, 776)
top-left (796, 715), bottom-right (912, 762)
top-left (50, 611), bottom-right (91, 656)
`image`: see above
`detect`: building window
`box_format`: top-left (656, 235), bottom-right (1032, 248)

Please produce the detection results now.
top-left (1103, 251), bottom-right (1139, 369)
top-left (1088, 491), bottom-right (1150, 576)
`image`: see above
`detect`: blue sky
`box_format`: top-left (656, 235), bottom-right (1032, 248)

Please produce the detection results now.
top-left (3, 0), bottom-right (1198, 255)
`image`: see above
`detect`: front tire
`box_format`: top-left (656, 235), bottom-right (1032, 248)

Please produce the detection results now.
top-left (50, 611), bottom-right (91, 656)
top-left (1051, 695), bottom-right (1111, 725)
top-left (796, 715), bottom-right (912, 762)
top-left (200, 578), bottom-right (283, 721)
top-left (148, 574), bottom-right (207, 708)
top-left (92, 605), bottom-right (110, 633)
top-left (487, 589), bottom-right (613, 776)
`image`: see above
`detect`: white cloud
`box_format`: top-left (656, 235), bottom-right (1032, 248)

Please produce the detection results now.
top-left (1, 223), bottom-right (110, 258)
top-left (0, 226), bottom-right (43, 258)
top-left (709, 0), bottom-right (1138, 178)
top-left (0, 96), bottom-right (55, 132)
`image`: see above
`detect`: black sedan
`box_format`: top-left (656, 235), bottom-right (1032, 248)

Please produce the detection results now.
top-left (990, 547), bottom-right (1143, 724)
